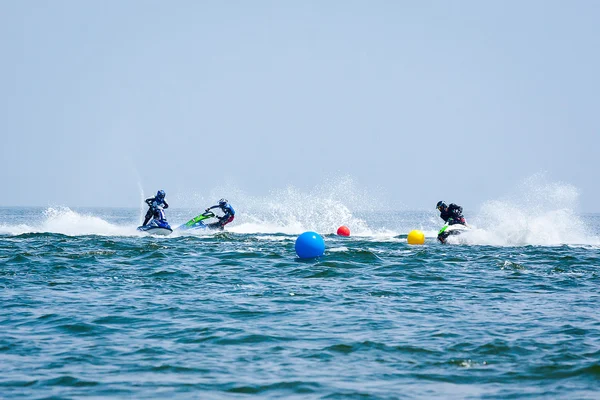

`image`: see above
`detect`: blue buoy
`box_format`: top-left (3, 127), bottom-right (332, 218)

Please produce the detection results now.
top-left (295, 231), bottom-right (325, 259)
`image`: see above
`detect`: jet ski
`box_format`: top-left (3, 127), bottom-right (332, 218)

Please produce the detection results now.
top-left (137, 207), bottom-right (173, 236)
top-left (177, 211), bottom-right (221, 231)
top-left (438, 222), bottom-right (470, 244)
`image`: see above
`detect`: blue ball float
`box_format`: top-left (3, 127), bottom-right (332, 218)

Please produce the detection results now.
top-left (295, 231), bottom-right (325, 259)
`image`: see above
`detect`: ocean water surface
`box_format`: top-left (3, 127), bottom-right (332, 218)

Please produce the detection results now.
top-left (1, 204), bottom-right (600, 399)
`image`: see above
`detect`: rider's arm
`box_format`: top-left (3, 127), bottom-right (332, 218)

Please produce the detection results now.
top-left (145, 197), bottom-right (155, 206)
top-left (162, 200), bottom-right (169, 209)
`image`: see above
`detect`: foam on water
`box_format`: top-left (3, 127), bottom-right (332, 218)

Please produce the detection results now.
top-left (0, 207), bottom-right (138, 236)
top-left (328, 246), bottom-right (350, 252)
top-left (42, 207), bottom-right (138, 236)
top-left (0, 223), bottom-right (34, 236)
top-left (458, 174), bottom-right (599, 246)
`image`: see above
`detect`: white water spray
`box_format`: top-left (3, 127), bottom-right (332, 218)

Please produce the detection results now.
top-left (462, 174), bottom-right (598, 246)
top-left (211, 177), bottom-right (387, 235)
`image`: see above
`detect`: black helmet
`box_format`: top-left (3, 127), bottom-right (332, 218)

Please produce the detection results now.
top-left (157, 190), bottom-right (166, 199)
top-left (436, 201), bottom-right (447, 210)
top-left (218, 198), bottom-right (228, 206)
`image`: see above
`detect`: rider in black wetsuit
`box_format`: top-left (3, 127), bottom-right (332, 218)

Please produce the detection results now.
top-left (436, 201), bottom-right (466, 226)
top-left (142, 190), bottom-right (169, 226)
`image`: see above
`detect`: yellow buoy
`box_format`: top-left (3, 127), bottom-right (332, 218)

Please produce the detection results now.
top-left (407, 230), bottom-right (425, 245)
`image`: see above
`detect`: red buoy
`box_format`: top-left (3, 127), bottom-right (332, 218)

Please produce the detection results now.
top-left (337, 225), bottom-right (350, 237)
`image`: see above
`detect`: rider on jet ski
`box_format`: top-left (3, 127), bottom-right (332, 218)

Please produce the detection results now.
top-left (436, 201), bottom-right (466, 226)
top-left (205, 198), bottom-right (235, 230)
top-left (143, 190), bottom-right (169, 226)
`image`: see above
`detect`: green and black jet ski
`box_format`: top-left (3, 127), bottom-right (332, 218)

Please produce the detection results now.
top-left (177, 211), bottom-right (219, 231)
top-left (438, 222), bottom-right (470, 244)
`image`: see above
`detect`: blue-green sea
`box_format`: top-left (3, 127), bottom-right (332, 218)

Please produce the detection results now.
top-left (1, 206), bottom-right (600, 399)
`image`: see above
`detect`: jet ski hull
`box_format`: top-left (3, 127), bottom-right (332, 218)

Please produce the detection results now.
top-left (177, 222), bottom-right (222, 231)
top-left (137, 225), bottom-right (173, 236)
top-left (178, 211), bottom-right (221, 231)
top-left (438, 224), bottom-right (470, 244)
top-left (138, 226), bottom-right (173, 236)
top-left (138, 207), bottom-right (173, 236)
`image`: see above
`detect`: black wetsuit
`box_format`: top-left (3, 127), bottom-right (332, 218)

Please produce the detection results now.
top-left (439, 203), bottom-right (466, 225)
top-left (143, 197), bottom-right (169, 226)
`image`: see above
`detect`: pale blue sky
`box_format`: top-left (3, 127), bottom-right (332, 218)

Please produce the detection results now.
top-left (1, 1), bottom-right (598, 211)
